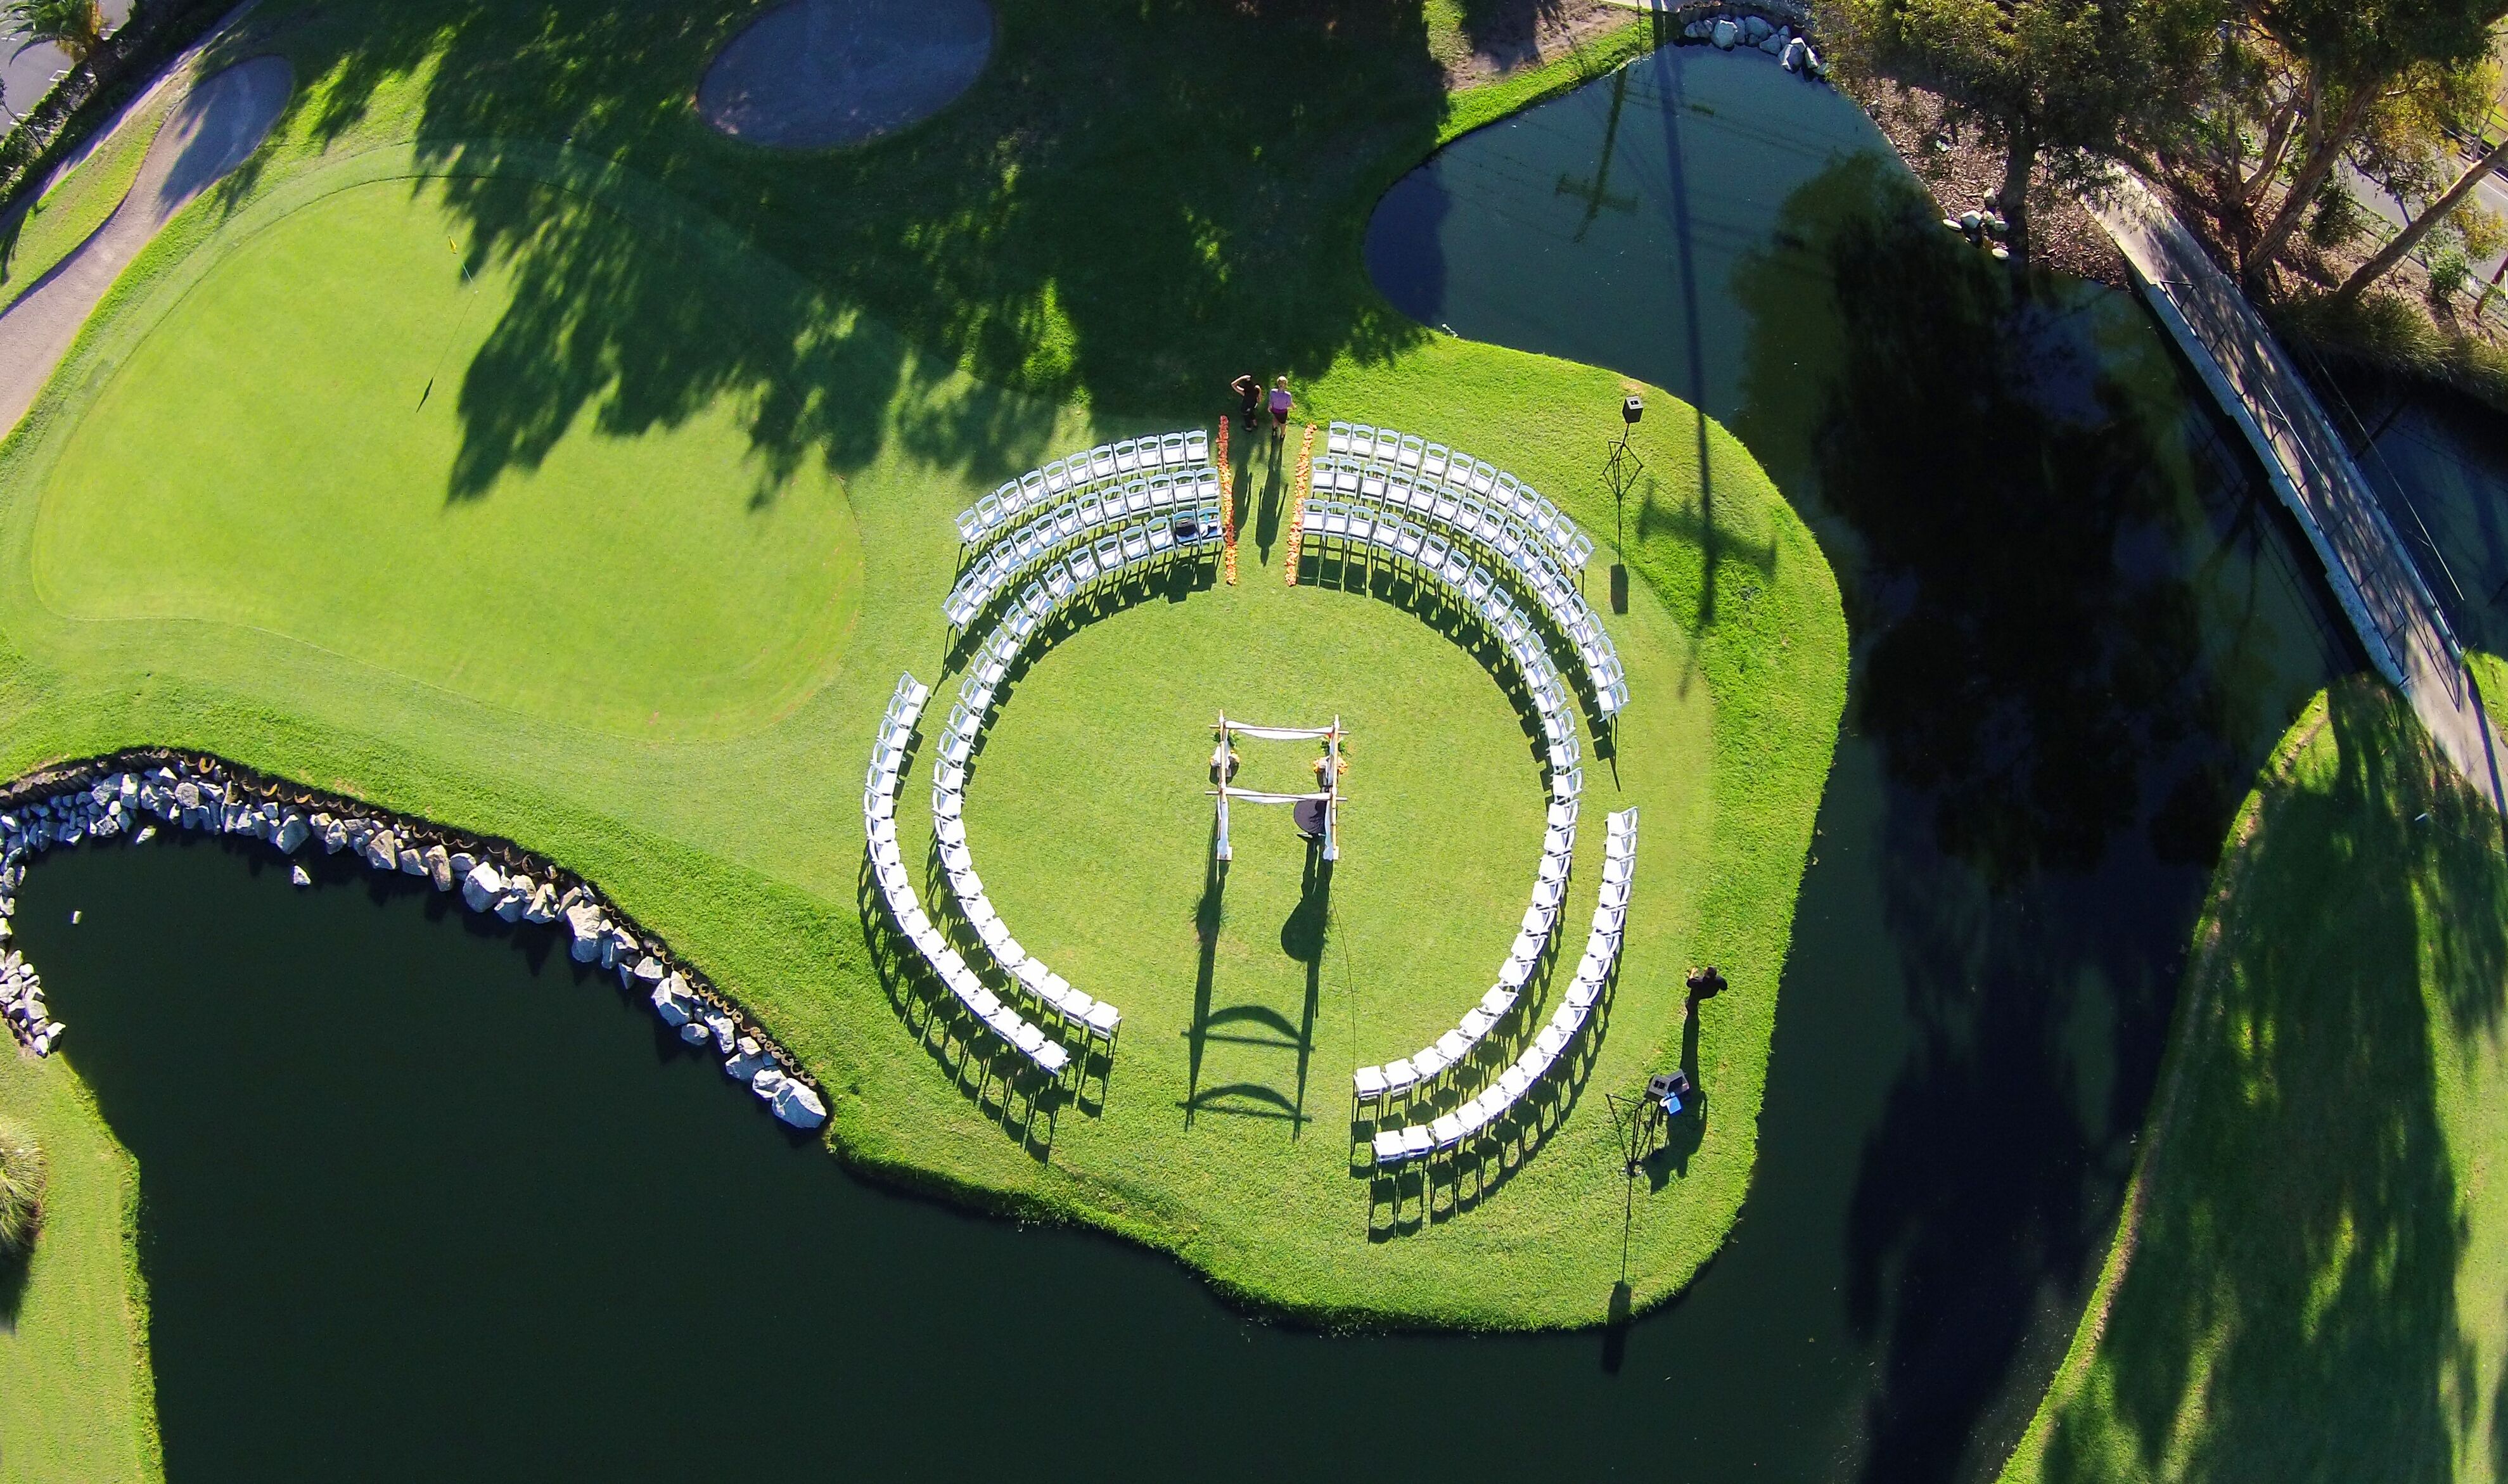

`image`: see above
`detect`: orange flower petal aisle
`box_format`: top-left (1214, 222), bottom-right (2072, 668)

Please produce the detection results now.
top-left (1284, 421), bottom-right (1314, 585)
top-left (1215, 418), bottom-right (1238, 585)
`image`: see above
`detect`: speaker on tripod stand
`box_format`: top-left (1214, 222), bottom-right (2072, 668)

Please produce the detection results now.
top-left (1604, 394), bottom-right (1642, 615)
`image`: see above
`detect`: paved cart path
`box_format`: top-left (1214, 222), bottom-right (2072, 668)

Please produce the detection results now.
top-left (0, 50), bottom-right (288, 439)
top-left (2095, 173), bottom-right (2506, 814)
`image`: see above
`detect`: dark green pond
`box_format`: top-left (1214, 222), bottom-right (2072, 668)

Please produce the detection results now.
top-left (2340, 377), bottom-right (2508, 660)
top-left (27, 42), bottom-right (2355, 1484)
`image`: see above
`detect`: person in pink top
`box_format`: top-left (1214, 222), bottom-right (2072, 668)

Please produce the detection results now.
top-left (1269, 376), bottom-right (1293, 445)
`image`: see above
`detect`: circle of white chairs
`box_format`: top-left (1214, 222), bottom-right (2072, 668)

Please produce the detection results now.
top-left (871, 422), bottom-right (1635, 1156)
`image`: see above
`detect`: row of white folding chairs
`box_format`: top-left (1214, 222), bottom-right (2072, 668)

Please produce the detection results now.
top-left (929, 775), bottom-right (1123, 1049)
top-left (1310, 457), bottom-right (1627, 715)
top-left (1302, 502), bottom-right (1584, 779)
top-left (940, 507), bottom-right (1226, 753)
top-left (864, 672), bottom-right (931, 809)
top-left (1352, 800), bottom-right (1577, 1108)
top-left (947, 470), bottom-right (1224, 626)
top-left (1369, 807), bottom-right (1637, 1168)
top-left (920, 513), bottom-right (1227, 1043)
top-left (861, 688), bottom-right (1071, 1080)
top-left (955, 428), bottom-right (1210, 548)
top-left (1336, 522), bottom-right (1585, 1111)
top-left (1324, 421), bottom-right (1595, 572)
top-left (1310, 455), bottom-right (1583, 604)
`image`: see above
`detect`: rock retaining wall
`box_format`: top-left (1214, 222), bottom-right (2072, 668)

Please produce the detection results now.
top-left (0, 749), bottom-right (828, 1130)
top-left (1667, 3), bottom-right (1826, 72)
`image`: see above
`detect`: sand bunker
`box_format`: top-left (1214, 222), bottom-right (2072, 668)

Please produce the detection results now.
top-left (698, 0), bottom-right (992, 148)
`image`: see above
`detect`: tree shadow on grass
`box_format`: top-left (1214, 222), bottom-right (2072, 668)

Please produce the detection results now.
top-left (0, 1239), bottom-right (29, 1331)
top-left (2032, 682), bottom-right (2508, 1484)
top-left (1713, 150), bottom-right (2363, 1483)
top-left (229, 0), bottom-right (1452, 500)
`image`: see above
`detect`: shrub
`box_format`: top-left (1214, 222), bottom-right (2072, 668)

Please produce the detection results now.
top-left (0, 1116), bottom-right (44, 1257)
top-left (2272, 288), bottom-right (2508, 416)
top-left (2429, 247), bottom-right (2473, 307)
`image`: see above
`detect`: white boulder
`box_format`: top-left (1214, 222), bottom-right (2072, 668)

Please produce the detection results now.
top-left (771, 1081), bottom-right (827, 1129)
top-left (461, 862), bottom-right (505, 912)
top-left (649, 981), bottom-right (695, 1027)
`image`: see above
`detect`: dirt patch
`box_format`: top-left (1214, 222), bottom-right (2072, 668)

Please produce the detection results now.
top-left (1439, 0), bottom-right (1639, 90)
top-left (698, 0), bottom-right (993, 150)
top-left (1845, 76), bottom-right (2128, 290)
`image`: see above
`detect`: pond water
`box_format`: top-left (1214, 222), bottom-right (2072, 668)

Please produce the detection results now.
top-left (1365, 42), bottom-right (2354, 1480)
top-left (2337, 376), bottom-right (2508, 661)
top-left (25, 41), bottom-right (2357, 1484)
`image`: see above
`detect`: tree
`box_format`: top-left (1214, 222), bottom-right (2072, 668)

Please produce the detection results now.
top-left (1, 0), bottom-right (107, 67)
top-left (1830, 0), bottom-right (2220, 267)
top-left (2332, 56), bottom-right (2508, 300)
top-left (2236, 0), bottom-right (2507, 286)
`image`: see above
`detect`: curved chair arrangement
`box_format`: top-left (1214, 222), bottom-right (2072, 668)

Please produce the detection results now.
top-left (871, 497), bottom-right (1227, 1081)
top-left (1326, 421), bottom-right (1594, 569)
top-left (866, 671), bottom-right (1073, 1080)
top-left (1310, 437), bottom-right (1626, 717)
top-left (946, 468), bottom-right (1225, 629)
top-left (1299, 502), bottom-right (1588, 787)
top-left (1291, 502), bottom-right (1596, 1125)
top-left (1352, 793), bottom-right (1578, 1111)
top-left (954, 428), bottom-right (1212, 551)
top-left (1367, 807), bottom-right (1637, 1170)
top-left (884, 420), bottom-right (1637, 1186)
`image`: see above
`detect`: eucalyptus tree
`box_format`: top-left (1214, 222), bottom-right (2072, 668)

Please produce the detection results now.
top-left (1830, 0), bottom-right (2220, 267)
top-left (2237, 0), bottom-right (2508, 285)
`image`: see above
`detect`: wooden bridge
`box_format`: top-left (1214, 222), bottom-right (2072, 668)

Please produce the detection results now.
top-left (2095, 173), bottom-right (2505, 814)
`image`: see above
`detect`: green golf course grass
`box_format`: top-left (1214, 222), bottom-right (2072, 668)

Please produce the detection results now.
top-left (0, 0), bottom-right (1849, 1459)
top-left (34, 174), bottom-right (865, 737)
top-left (0, 87), bottom-right (174, 312)
top-left (2000, 680), bottom-right (2508, 1484)
top-left (0, 1052), bottom-right (156, 1484)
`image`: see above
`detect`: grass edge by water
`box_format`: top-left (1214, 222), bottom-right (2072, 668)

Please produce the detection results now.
top-left (1995, 677), bottom-right (2508, 1483)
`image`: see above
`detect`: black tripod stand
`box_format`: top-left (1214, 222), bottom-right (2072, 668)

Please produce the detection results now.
top-left (1604, 395), bottom-right (1642, 614)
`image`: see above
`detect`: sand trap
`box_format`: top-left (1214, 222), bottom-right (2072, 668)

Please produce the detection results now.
top-left (0, 53), bottom-right (291, 436)
top-left (698, 0), bottom-right (992, 148)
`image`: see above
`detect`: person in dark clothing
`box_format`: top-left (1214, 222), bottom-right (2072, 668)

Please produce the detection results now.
top-left (1231, 373), bottom-right (1261, 430)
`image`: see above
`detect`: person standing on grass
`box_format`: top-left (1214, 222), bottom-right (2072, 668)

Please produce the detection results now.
top-left (1231, 372), bottom-right (1262, 431)
top-left (1269, 376), bottom-right (1293, 445)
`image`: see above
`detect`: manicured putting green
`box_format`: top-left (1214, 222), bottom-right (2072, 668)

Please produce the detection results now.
top-left (885, 549), bottom-right (1722, 1317)
top-left (30, 177), bottom-right (863, 737)
top-left (972, 568), bottom-right (1545, 1125)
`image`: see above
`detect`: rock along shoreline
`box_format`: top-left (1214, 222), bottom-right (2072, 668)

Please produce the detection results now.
top-left (0, 747), bottom-right (828, 1130)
